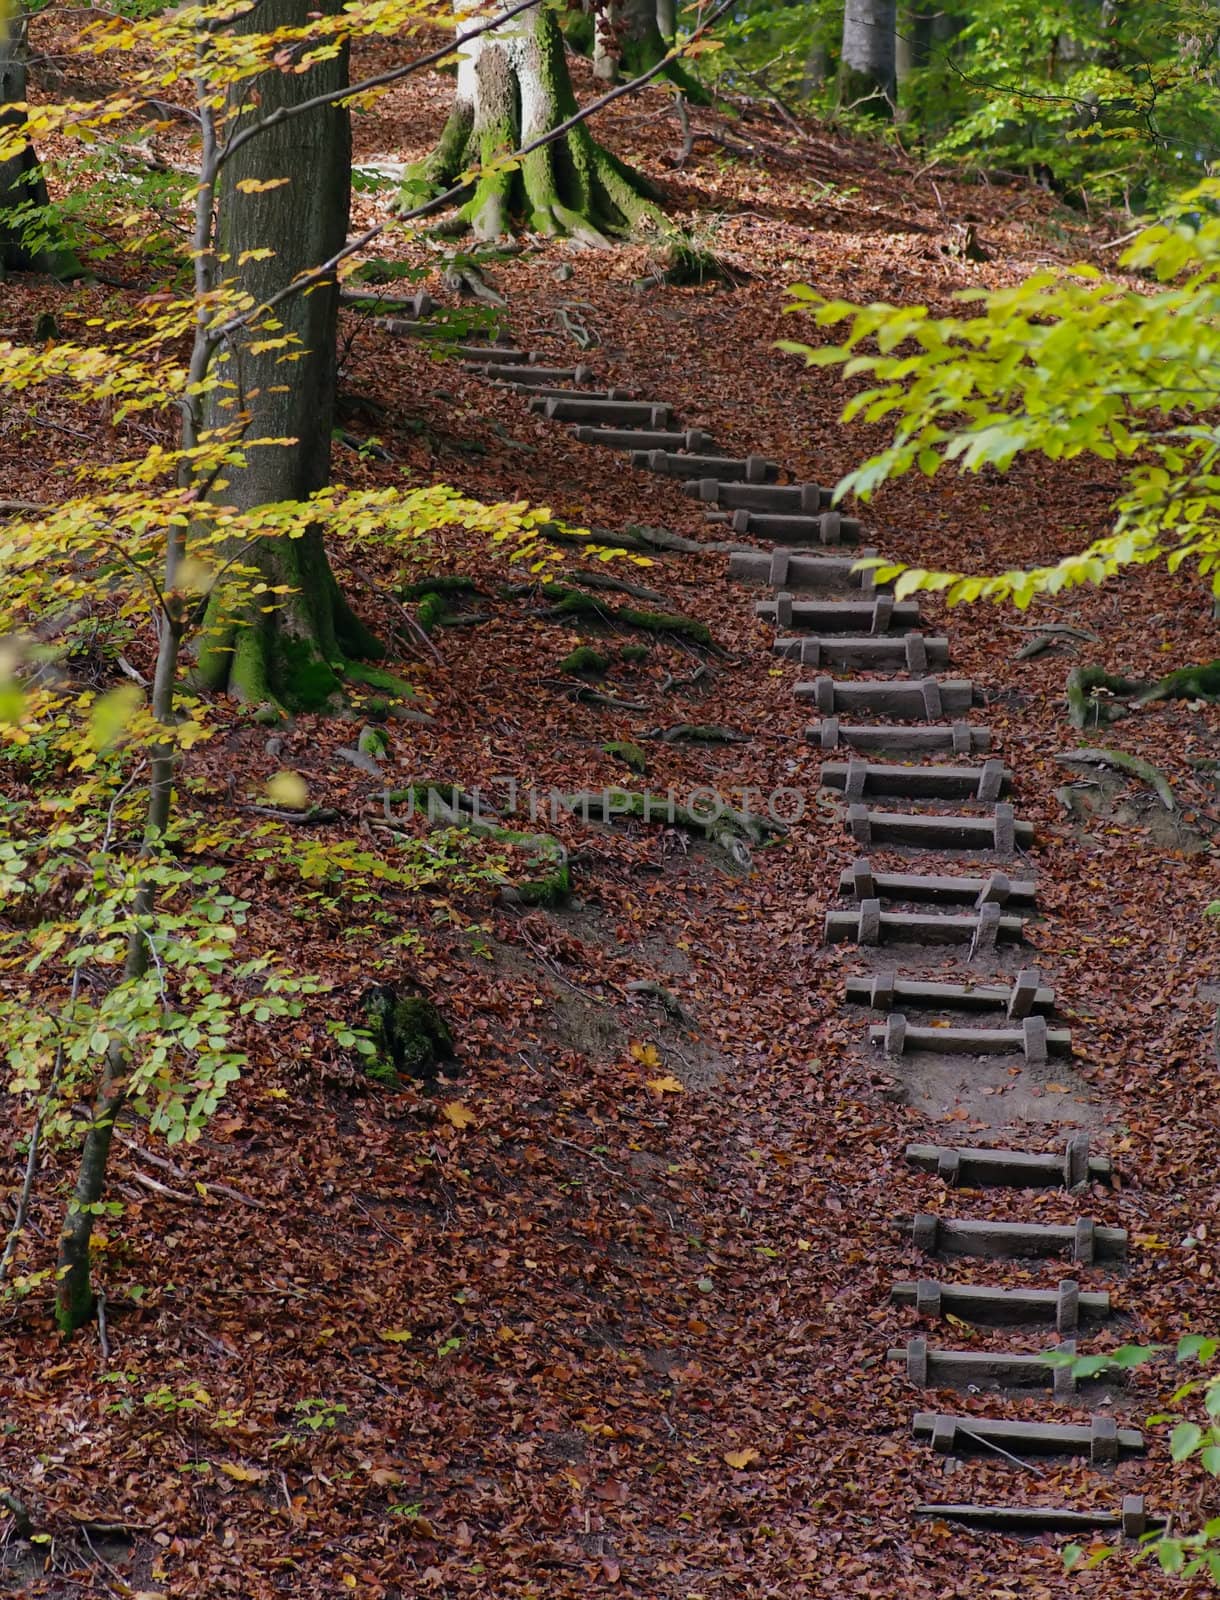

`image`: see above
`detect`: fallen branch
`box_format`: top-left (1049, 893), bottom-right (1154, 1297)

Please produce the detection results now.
top-left (646, 723), bottom-right (749, 744)
top-left (1055, 747), bottom-right (1178, 812)
top-left (626, 978), bottom-right (692, 1025)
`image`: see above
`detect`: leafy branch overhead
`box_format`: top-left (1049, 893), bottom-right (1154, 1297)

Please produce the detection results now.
top-left (782, 183), bottom-right (1220, 612)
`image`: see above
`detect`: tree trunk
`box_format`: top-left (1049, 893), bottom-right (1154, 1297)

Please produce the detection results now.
top-left (196, 0), bottom-right (380, 712)
top-left (403, 0), bottom-right (662, 243)
top-left (894, 3), bottom-right (933, 121)
top-left (837, 0), bottom-right (897, 117)
top-left (0, 1), bottom-right (79, 277)
top-left (592, 0), bottom-right (706, 98)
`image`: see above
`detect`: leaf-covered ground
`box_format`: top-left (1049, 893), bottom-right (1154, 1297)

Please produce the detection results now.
top-left (3, 23), bottom-right (1219, 1599)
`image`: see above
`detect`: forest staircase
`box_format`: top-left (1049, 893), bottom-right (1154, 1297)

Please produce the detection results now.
top-left (435, 313), bottom-right (1162, 1549)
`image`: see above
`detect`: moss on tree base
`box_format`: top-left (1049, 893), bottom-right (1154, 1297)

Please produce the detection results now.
top-left (363, 986), bottom-right (456, 1083)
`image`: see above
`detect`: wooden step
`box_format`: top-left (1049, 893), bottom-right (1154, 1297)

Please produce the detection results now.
top-left (633, 450), bottom-right (776, 482)
top-left (913, 1411), bottom-right (1143, 1463)
top-left (876, 1014), bottom-right (1069, 1061)
top-left (824, 902), bottom-right (1024, 950)
top-left (483, 363), bottom-right (594, 385)
top-left (796, 676), bottom-right (976, 719)
top-left (891, 1278), bottom-right (1110, 1333)
top-left (813, 718), bottom-right (991, 755)
top-left (729, 550), bottom-right (881, 591)
top-left (845, 969), bottom-right (1052, 1017)
top-left (535, 397), bottom-right (672, 427)
top-left (840, 861), bottom-right (1036, 907)
top-left (574, 425), bottom-right (714, 452)
top-left (914, 1497), bottom-right (1159, 1536)
top-left (894, 1336), bottom-right (1095, 1397)
top-left (682, 479), bottom-right (831, 511)
top-left (846, 805), bottom-right (1032, 856)
top-left (764, 595), bottom-right (921, 634)
top-left (906, 1213), bottom-right (1127, 1264)
top-left (509, 384), bottom-right (633, 401)
top-left (724, 508), bottom-right (862, 544)
top-left (904, 1134), bottom-right (1107, 1189)
top-left (716, 509), bottom-right (862, 545)
top-left (822, 759), bottom-right (1010, 802)
top-left (457, 345), bottom-right (534, 363)
top-left (774, 633), bottom-right (949, 672)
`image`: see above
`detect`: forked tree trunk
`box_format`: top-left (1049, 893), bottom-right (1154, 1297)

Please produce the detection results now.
top-left (196, 0), bottom-right (380, 712)
top-left (403, 0), bottom-right (660, 243)
top-left (837, 0), bottom-right (897, 116)
top-left (0, 1), bottom-right (79, 277)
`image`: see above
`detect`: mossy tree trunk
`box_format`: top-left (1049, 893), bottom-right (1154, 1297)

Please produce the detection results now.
top-left (837, 0), bottom-right (897, 116)
top-left (592, 0), bottom-right (707, 100)
top-left (0, 2), bottom-right (80, 278)
top-left (196, 0), bottom-right (379, 712)
top-left (403, 0), bottom-right (661, 244)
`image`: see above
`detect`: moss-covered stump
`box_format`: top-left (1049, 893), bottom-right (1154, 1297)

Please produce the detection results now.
top-left (363, 986), bottom-right (456, 1083)
top-left (460, 819), bottom-right (571, 906)
top-left (1065, 665), bottom-right (1147, 729)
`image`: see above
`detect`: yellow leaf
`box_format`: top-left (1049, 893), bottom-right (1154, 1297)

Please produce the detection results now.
top-left (266, 770), bottom-right (309, 809)
top-left (378, 1328), bottom-right (413, 1343)
top-left (343, 1576), bottom-right (357, 1590)
top-left (723, 1447), bottom-right (759, 1470)
top-left (646, 1076), bottom-right (685, 1095)
top-left (234, 177), bottom-right (292, 194)
top-left (219, 1462), bottom-right (265, 1483)
top-left (442, 1101), bottom-right (476, 1130)
top-left (629, 1041), bottom-right (661, 1069)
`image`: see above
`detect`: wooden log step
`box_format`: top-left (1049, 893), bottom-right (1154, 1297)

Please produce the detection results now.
top-left (914, 1497), bottom-right (1159, 1537)
top-left (762, 595), bottom-right (921, 634)
top-left (840, 860), bottom-right (1036, 907)
top-left (876, 1014), bottom-right (1070, 1060)
top-left (512, 385), bottom-right (633, 402)
top-left (457, 345), bottom-right (535, 363)
top-left (813, 719), bottom-right (992, 756)
top-left (730, 550), bottom-right (882, 591)
top-left (824, 903), bottom-right (1024, 949)
top-left (574, 426), bottom-right (715, 452)
top-left (846, 805), bottom-right (1032, 856)
top-left (634, 450), bottom-right (778, 483)
top-left (891, 1278), bottom-right (1111, 1333)
top-left (822, 759), bottom-right (1011, 802)
top-left (796, 676), bottom-right (976, 719)
top-left (483, 363), bottom-right (595, 386)
top-left (718, 509), bottom-right (863, 545)
top-left (683, 478), bottom-right (832, 511)
top-left (912, 1411), bottom-right (1143, 1463)
top-left (773, 633), bottom-right (949, 672)
top-left (894, 1336), bottom-right (1101, 1397)
top-left (845, 969), bottom-right (1053, 1017)
top-left (906, 1213), bottom-right (1127, 1264)
top-left (534, 397), bottom-right (672, 427)
top-left (905, 1134), bottom-right (1107, 1189)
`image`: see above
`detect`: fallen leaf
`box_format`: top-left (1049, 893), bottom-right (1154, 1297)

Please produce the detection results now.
top-left (219, 1463), bottom-right (266, 1483)
top-left (442, 1101), bottom-right (476, 1130)
top-left (378, 1328), bottom-right (413, 1343)
top-left (723, 1447), bottom-right (760, 1470)
top-left (646, 1075), bottom-right (684, 1095)
top-left (629, 1041), bottom-right (661, 1069)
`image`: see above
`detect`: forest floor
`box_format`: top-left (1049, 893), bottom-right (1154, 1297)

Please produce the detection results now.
top-left (3, 21), bottom-right (1220, 1600)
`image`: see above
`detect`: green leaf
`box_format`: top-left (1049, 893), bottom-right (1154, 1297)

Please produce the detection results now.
top-left (1170, 1421), bottom-right (1204, 1461)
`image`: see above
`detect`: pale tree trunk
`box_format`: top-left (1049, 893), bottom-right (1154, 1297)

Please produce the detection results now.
top-left (837, 0), bottom-right (897, 116)
top-left (196, 0), bottom-right (380, 711)
top-left (0, 0), bottom-right (79, 277)
top-left (403, 0), bottom-right (661, 243)
top-left (592, 0), bottom-right (706, 98)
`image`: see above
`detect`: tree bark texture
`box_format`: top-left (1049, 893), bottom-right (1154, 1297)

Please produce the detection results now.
top-left (837, 0), bottom-right (897, 116)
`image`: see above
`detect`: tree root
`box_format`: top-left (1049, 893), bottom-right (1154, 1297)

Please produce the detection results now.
top-left (626, 978), bottom-right (693, 1025)
top-left (1055, 747), bottom-right (1178, 812)
top-left (646, 723), bottom-right (749, 744)
top-left (564, 787), bottom-right (785, 864)
top-left (1133, 659), bottom-right (1220, 706)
